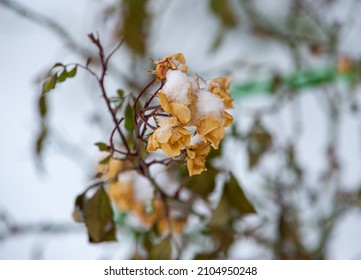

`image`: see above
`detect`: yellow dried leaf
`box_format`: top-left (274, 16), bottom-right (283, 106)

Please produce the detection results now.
top-left (159, 116), bottom-right (178, 127)
top-left (170, 102), bottom-right (191, 124)
top-left (97, 158), bottom-right (125, 180)
top-left (153, 53), bottom-right (188, 80)
top-left (187, 149), bottom-right (196, 159)
top-left (208, 76), bottom-right (234, 109)
top-left (147, 117), bottom-right (191, 157)
top-left (186, 142), bottom-right (211, 176)
top-left (154, 129), bottom-right (172, 143)
top-left (108, 181), bottom-right (134, 211)
top-left (157, 217), bottom-right (187, 234)
top-left (156, 63), bottom-right (169, 80)
top-left (147, 134), bottom-right (159, 152)
top-left (197, 116), bottom-right (219, 135)
top-left (222, 111), bottom-right (233, 127)
top-left (160, 142), bottom-right (180, 157)
top-left (206, 126), bottom-right (225, 149)
top-left (134, 199), bottom-right (164, 227)
top-left (158, 92), bottom-right (171, 112)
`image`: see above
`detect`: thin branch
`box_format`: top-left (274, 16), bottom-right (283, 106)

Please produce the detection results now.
top-left (0, 220), bottom-right (82, 241)
top-left (144, 80), bottom-right (165, 108)
top-left (88, 33), bottom-right (132, 155)
top-left (108, 146), bottom-right (130, 156)
top-left (146, 158), bottom-right (174, 167)
top-left (133, 78), bottom-right (157, 124)
top-left (109, 117), bottom-right (124, 153)
top-left (105, 39), bottom-right (125, 66)
top-left (139, 112), bottom-right (157, 130)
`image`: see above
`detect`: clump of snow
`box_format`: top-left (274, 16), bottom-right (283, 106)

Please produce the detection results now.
top-left (133, 173), bottom-right (154, 202)
top-left (162, 70), bottom-right (194, 104)
top-left (195, 90), bottom-right (225, 121)
top-left (189, 134), bottom-right (203, 146)
top-left (118, 170), bottom-right (136, 183)
top-left (118, 170), bottom-right (154, 202)
top-left (189, 76), bottom-right (199, 92)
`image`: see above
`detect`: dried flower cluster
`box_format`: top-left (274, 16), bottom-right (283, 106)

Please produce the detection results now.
top-left (147, 53), bottom-right (234, 176)
top-left (98, 158), bottom-right (186, 234)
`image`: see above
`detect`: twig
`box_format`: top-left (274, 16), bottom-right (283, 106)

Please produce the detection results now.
top-left (109, 118), bottom-right (124, 153)
top-left (88, 33), bottom-right (132, 155)
top-left (133, 78), bottom-right (157, 124)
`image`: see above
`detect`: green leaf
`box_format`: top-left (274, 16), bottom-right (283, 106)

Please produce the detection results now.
top-left (122, 0), bottom-right (149, 55)
top-left (194, 251), bottom-right (219, 260)
top-left (143, 233), bottom-right (153, 253)
top-left (117, 89), bottom-right (124, 99)
top-left (95, 142), bottom-right (109, 152)
top-left (36, 92), bottom-right (48, 159)
top-left (210, 30), bottom-right (225, 52)
top-left (224, 174), bottom-right (256, 215)
top-left (35, 124), bottom-right (47, 156)
top-left (57, 69), bottom-right (68, 83)
top-left (84, 186), bottom-right (116, 243)
top-left (109, 97), bottom-right (121, 103)
top-left (210, 226), bottom-right (235, 257)
top-left (247, 120), bottom-right (272, 169)
top-left (52, 62), bottom-right (64, 69)
top-left (73, 192), bottom-right (85, 223)
top-left (124, 103), bottom-right (135, 133)
top-left (42, 73), bottom-right (57, 94)
top-left (99, 155), bottom-right (111, 165)
top-left (209, 0), bottom-right (237, 28)
top-left (187, 168), bottom-right (216, 197)
top-left (149, 237), bottom-right (172, 260)
top-left (209, 189), bottom-right (232, 227)
top-left (67, 66), bottom-right (77, 78)
top-left (195, 227), bottom-right (234, 259)
top-left (38, 95), bottom-right (47, 118)
top-left (209, 173), bottom-right (256, 227)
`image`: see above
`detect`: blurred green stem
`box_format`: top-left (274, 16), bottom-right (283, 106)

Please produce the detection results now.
top-left (230, 66), bottom-right (358, 99)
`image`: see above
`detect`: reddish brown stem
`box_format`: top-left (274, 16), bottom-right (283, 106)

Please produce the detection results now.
top-left (109, 118), bottom-right (124, 153)
top-left (144, 80), bottom-right (165, 108)
top-left (133, 78), bottom-right (156, 125)
top-left (88, 33), bottom-right (132, 155)
top-left (146, 158), bottom-right (174, 167)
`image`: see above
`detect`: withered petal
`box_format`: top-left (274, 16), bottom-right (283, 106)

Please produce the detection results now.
top-left (170, 102), bottom-right (191, 124)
